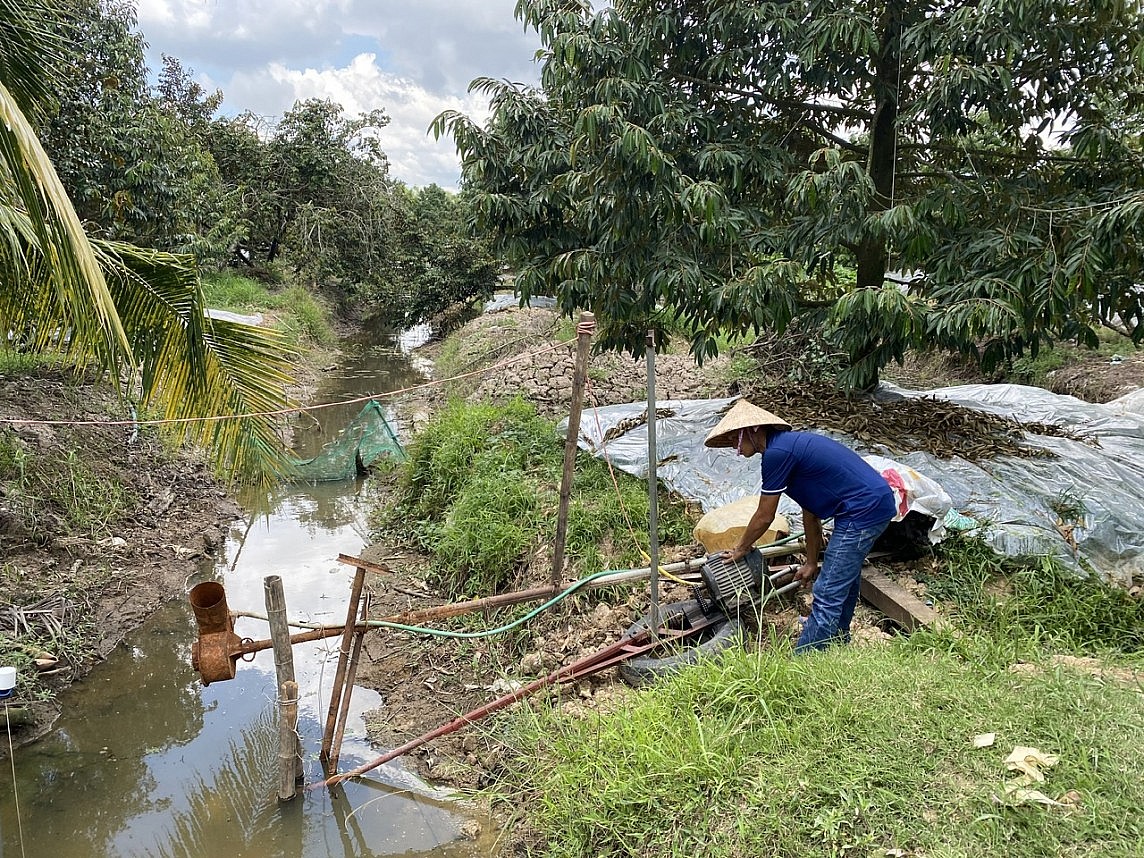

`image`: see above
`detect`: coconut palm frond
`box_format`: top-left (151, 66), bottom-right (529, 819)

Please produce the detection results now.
top-left (0, 0), bottom-right (70, 115)
top-left (0, 78), bottom-right (130, 365)
top-left (95, 241), bottom-right (298, 481)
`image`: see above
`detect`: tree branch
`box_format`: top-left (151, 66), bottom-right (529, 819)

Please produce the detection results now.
top-left (674, 73), bottom-right (873, 122)
top-left (801, 119), bottom-right (866, 154)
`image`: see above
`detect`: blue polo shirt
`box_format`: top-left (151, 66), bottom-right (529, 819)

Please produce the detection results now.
top-left (761, 430), bottom-right (896, 529)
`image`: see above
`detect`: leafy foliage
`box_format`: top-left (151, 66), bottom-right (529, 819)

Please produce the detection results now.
top-left (365, 183), bottom-right (500, 326)
top-left (436, 0), bottom-right (1144, 389)
top-left (38, 1), bottom-right (234, 262)
top-left (375, 398), bottom-right (695, 598)
top-left (0, 0), bottom-right (296, 481)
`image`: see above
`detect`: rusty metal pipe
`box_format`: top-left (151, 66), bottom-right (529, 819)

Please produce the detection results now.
top-left (234, 582), bottom-right (563, 657)
top-left (188, 581), bottom-right (243, 685)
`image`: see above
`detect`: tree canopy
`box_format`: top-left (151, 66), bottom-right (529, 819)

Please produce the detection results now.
top-left (436, 0), bottom-right (1144, 388)
top-left (1, 0), bottom-right (295, 480)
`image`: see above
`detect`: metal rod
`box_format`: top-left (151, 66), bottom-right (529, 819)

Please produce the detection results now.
top-left (552, 311), bottom-right (595, 587)
top-left (235, 546), bottom-right (810, 658)
top-left (645, 328), bottom-right (661, 634)
top-left (328, 592), bottom-right (370, 771)
top-left (320, 564), bottom-right (367, 763)
top-left (315, 619), bottom-right (716, 789)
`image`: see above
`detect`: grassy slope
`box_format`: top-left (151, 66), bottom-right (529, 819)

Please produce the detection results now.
top-left (484, 536), bottom-right (1144, 858)
top-left (500, 641), bottom-right (1142, 858)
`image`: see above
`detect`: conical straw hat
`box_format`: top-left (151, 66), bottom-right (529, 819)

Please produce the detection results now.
top-left (704, 400), bottom-right (791, 448)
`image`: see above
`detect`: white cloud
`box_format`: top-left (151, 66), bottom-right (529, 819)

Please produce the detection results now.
top-left (233, 54), bottom-right (490, 187)
top-left (136, 0), bottom-right (541, 186)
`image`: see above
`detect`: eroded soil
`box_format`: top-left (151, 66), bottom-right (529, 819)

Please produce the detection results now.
top-left (0, 366), bottom-right (241, 743)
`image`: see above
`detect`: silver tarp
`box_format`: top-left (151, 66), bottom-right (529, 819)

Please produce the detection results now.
top-left (561, 385), bottom-right (1144, 586)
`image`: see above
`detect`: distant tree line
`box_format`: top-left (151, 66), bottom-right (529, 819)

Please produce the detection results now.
top-left (36, 0), bottom-right (499, 326)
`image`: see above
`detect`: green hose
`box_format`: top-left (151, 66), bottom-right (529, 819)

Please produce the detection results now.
top-left (264, 531), bottom-right (810, 641)
top-left (360, 568), bottom-right (620, 639)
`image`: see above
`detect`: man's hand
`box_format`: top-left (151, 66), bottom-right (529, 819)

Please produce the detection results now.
top-left (721, 545), bottom-right (750, 562)
top-left (794, 561), bottom-right (819, 587)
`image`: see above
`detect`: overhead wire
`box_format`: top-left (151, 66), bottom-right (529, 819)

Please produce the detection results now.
top-left (0, 339), bottom-right (570, 429)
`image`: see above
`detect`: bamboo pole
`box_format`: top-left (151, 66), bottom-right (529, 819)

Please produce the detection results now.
top-left (552, 311), bottom-right (595, 587)
top-left (320, 563), bottom-right (367, 764)
top-left (265, 576), bottom-right (302, 799)
top-left (278, 680), bottom-right (299, 801)
top-left (328, 592), bottom-right (370, 772)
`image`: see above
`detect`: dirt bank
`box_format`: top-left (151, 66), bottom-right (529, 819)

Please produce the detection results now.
top-left (0, 366), bottom-right (242, 744)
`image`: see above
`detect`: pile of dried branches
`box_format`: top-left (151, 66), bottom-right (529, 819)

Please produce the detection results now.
top-left (741, 379), bottom-right (1085, 460)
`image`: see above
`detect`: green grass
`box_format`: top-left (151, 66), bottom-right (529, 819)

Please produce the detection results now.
top-left (483, 533), bottom-right (1144, 857)
top-left (1007, 330), bottom-right (1142, 387)
top-left (0, 431), bottom-right (134, 540)
top-left (371, 398), bottom-right (696, 598)
top-left (0, 348), bottom-right (70, 374)
top-left (201, 272), bottom-right (336, 346)
top-left (919, 535), bottom-right (1144, 661)
top-left (495, 644), bottom-right (1144, 858)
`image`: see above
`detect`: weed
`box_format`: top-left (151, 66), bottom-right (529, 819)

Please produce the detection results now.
top-left (918, 534), bottom-right (1143, 660)
top-left (274, 285), bottom-right (337, 346)
top-left (0, 348), bottom-right (68, 374)
top-left (719, 351), bottom-right (759, 387)
top-left (201, 272), bottom-right (269, 310)
top-left (492, 644), bottom-right (1144, 858)
top-left (553, 316), bottom-right (577, 343)
top-left (1049, 488), bottom-right (1086, 523)
top-left (0, 431), bottom-right (133, 540)
top-left (200, 273), bottom-right (335, 346)
top-left (373, 398), bottom-right (697, 599)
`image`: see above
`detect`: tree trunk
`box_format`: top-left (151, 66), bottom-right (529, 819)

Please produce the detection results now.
top-left (851, 0), bottom-right (904, 391)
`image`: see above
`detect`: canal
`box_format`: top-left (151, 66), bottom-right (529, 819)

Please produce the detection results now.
top-left (1, 323), bottom-right (498, 857)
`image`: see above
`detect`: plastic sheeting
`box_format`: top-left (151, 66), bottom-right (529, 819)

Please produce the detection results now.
top-left (562, 385), bottom-right (1144, 586)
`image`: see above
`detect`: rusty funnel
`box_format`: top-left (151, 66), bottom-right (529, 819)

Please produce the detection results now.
top-left (189, 581), bottom-right (243, 685)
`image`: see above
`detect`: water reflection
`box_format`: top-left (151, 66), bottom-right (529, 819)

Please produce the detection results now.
top-left (0, 325), bottom-right (498, 857)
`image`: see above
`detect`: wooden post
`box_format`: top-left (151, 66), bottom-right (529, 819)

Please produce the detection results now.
top-left (328, 593), bottom-right (371, 771)
top-left (279, 680), bottom-right (300, 800)
top-left (645, 328), bottom-right (661, 633)
top-left (265, 576), bottom-right (302, 799)
top-left (320, 563), bottom-right (367, 765)
top-left (552, 311), bottom-right (595, 587)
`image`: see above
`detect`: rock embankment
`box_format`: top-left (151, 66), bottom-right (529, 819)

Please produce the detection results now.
top-left (432, 307), bottom-right (731, 416)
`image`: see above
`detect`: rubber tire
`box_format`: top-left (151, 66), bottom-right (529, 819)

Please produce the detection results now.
top-left (618, 599), bottom-right (742, 688)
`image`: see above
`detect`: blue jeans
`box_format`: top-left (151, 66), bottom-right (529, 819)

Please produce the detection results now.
top-left (795, 518), bottom-right (891, 653)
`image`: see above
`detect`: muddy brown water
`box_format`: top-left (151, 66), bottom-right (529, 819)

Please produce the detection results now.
top-left (0, 323), bottom-right (500, 857)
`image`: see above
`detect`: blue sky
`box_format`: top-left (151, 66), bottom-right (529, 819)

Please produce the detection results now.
top-left (136, 0), bottom-right (544, 188)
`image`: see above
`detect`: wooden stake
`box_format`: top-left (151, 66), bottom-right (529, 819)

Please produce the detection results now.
top-left (320, 563), bottom-right (366, 766)
top-left (278, 680), bottom-right (300, 801)
top-left (265, 576), bottom-right (302, 799)
top-left (552, 311), bottom-right (595, 587)
top-left (328, 592), bottom-right (370, 771)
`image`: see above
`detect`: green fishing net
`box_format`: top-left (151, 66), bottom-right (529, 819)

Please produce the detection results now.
top-left (291, 400), bottom-right (405, 481)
